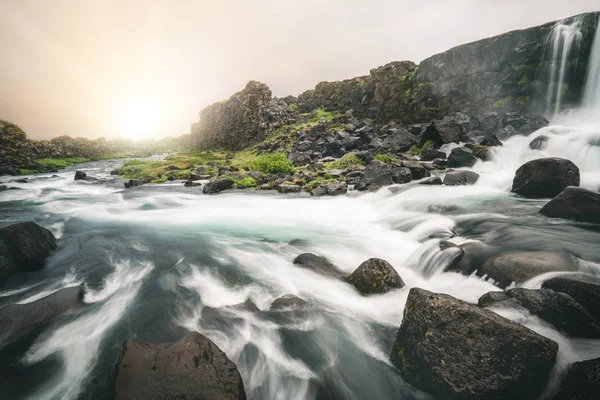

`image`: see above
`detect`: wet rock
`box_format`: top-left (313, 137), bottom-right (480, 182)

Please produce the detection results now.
top-left (0, 284), bottom-right (85, 345)
top-left (124, 179), bottom-right (143, 188)
top-left (381, 127), bottom-right (416, 153)
top-left (355, 150), bottom-right (373, 164)
top-left (420, 120), bottom-right (461, 146)
top-left (447, 147), bottom-right (478, 168)
top-left (529, 135), bottom-right (549, 150)
top-left (552, 357), bottom-right (600, 400)
top-left (188, 173), bottom-right (203, 181)
top-left (443, 242), bottom-right (577, 288)
top-left (203, 179), bottom-right (234, 194)
top-left (293, 253), bottom-right (346, 279)
top-left (420, 148), bottom-right (446, 161)
top-left (390, 288), bottom-right (558, 400)
top-left (0, 221), bottom-right (57, 280)
top-left (402, 161), bottom-right (431, 180)
top-left (270, 294), bottom-right (307, 310)
top-left (110, 170), bottom-right (119, 175)
top-left (113, 332), bottom-right (246, 400)
top-left (518, 115), bottom-right (549, 135)
top-left (543, 275), bottom-right (600, 323)
top-left (184, 180), bottom-right (202, 187)
top-left (74, 171), bottom-right (87, 180)
top-left (346, 258), bottom-right (405, 295)
top-left (512, 157), bottom-right (580, 198)
top-left (497, 124), bottom-right (518, 140)
top-left (479, 288), bottom-right (600, 338)
top-left (311, 181), bottom-right (347, 197)
top-left (419, 176), bottom-right (443, 185)
top-left (479, 133), bottom-right (502, 147)
top-left (540, 187), bottom-right (600, 224)
top-left (277, 184), bottom-right (301, 194)
top-left (443, 170), bottom-right (479, 186)
top-left (167, 176), bottom-right (175, 181)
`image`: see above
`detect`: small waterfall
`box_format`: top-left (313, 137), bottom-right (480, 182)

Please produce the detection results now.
top-left (544, 17), bottom-right (583, 117)
top-left (583, 16), bottom-right (600, 111)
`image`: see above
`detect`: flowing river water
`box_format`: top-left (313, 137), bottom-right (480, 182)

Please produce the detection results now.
top-left (1, 119), bottom-right (600, 399)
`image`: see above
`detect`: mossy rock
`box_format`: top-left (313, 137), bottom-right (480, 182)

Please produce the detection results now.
top-left (346, 258), bottom-right (405, 295)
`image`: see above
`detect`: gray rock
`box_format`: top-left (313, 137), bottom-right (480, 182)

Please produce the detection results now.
top-left (443, 170), bottom-right (480, 186)
top-left (420, 176), bottom-right (443, 185)
top-left (447, 147), bottom-right (478, 168)
top-left (277, 184), bottom-right (301, 193)
top-left (203, 179), bottom-right (234, 194)
top-left (552, 357), bottom-right (600, 400)
top-left (512, 157), bottom-right (580, 198)
top-left (529, 135), bottom-right (549, 150)
top-left (293, 253), bottom-right (346, 279)
top-left (543, 275), bottom-right (600, 323)
top-left (311, 181), bottom-right (348, 197)
top-left (74, 171), bottom-right (86, 180)
top-left (346, 258), bottom-right (405, 295)
top-left (540, 186), bottom-right (600, 224)
top-left (420, 148), bottom-right (446, 161)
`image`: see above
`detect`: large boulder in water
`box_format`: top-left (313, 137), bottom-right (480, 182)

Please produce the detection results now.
top-left (0, 284), bottom-right (85, 345)
top-left (540, 187), bottom-right (600, 224)
top-left (390, 288), bottom-right (558, 399)
top-left (443, 170), bottom-right (479, 186)
top-left (441, 241), bottom-right (577, 288)
top-left (0, 221), bottom-right (57, 280)
top-left (74, 171), bottom-right (87, 180)
top-left (542, 275), bottom-right (600, 323)
top-left (511, 157), bottom-right (580, 198)
top-left (203, 178), bottom-right (234, 194)
top-left (292, 253), bottom-right (346, 279)
top-left (479, 288), bottom-right (600, 338)
top-left (113, 332), bottom-right (246, 400)
top-left (447, 147), bottom-right (478, 168)
top-left (552, 357), bottom-right (600, 400)
top-left (346, 258), bottom-right (405, 295)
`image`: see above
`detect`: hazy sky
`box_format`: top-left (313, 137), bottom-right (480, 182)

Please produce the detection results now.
top-left (0, 0), bottom-right (598, 140)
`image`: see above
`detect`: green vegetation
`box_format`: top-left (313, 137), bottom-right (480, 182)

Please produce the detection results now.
top-left (266, 107), bottom-right (343, 143)
top-left (250, 153), bottom-right (294, 174)
top-left (233, 177), bottom-right (257, 189)
top-left (516, 96), bottom-right (530, 106)
top-left (493, 96), bottom-right (513, 109)
top-left (289, 103), bottom-right (299, 112)
top-left (323, 153), bottom-right (365, 169)
top-left (518, 74), bottom-right (530, 86)
top-left (19, 168), bottom-right (39, 175)
top-left (409, 140), bottom-right (435, 156)
top-left (374, 154), bottom-right (399, 163)
top-left (37, 157), bottom-right (90, 168)
top-left (302, 178), bottom-right (337, 192)
top-left (409, 145), bottom-right (421, 156)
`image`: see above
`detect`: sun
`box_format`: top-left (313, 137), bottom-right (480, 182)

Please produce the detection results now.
top-left (118, 98), bottom-right (162, 139)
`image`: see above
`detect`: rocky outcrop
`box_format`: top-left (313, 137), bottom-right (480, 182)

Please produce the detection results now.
top-left (0, 120), bottom-right (38, 175)
top-left (390, 288), bottom-right (558, 399)
top-left (542, 275), bottom-right (600, 323)
top-left (192, 81), bottom-right (298, 151)
top-left (479, 288), bottom-right (600, 338)
top-left (512, 157), bottom-right (580, 198)
top-left (346, 258), bottom-right (404, 295)
top-left (292, 253), bottom-right (346, 279)
top-left (0, 221), bottom-right (57, 280)
top-left (112, 332), bottom-right (246, 400)
top-left (552, 357), bottom-right (600, 400)
top-left (540, 186), bottom-right (600, 223)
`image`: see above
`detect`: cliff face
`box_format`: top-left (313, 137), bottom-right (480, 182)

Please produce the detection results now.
top-left (192, 81), bottom-right (297, 151)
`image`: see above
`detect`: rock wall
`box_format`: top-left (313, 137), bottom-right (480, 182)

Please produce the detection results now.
top-left (192, 81), bottom-right (297, 151)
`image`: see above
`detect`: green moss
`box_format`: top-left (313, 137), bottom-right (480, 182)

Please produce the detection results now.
top-left (518, 74), bottom-right (530, 86)
top-left (37, 157), bottom-right (90, 168)
top-left (150, 177), bottom-right (167, 183)
top-left (233, 177), bottom-right (257, 188)
top-left (289, 103), bottom-right (299, 112)
top-left (516, 96), bottom-right (530, 105)
top-left (302, 178), bottom-right (337, 192)
top-left (471, 146), bottom-right (489, 160)
top-left (250, 153), bottom-right (294, 174)
top-left (409, 145), bottom-right (421, 156)
top-left (374, 154), bottom-right (399, 163)
top-left (493, 97), bottom-right (513, 109)
top-left (19, 168), bottom-right (39, 175)
top-left (323, 153), bottom-right (365, 169)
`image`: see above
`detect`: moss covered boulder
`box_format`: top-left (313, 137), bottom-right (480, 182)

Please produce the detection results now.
top-left (346, 258), bottom-right (404, 295)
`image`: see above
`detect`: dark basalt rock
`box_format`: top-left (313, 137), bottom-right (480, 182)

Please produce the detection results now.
top-left (529, 135), bottom-right (549, 150)
top-left (478, 288), bottom-right (600, 338)
top-left (479, 133), bottom-right (502, 147)
top-left (402, 161), bottom-right (430, 180)
top-left (113, 332), bottom-right (246, 400)
top-left (0, 221), bottom-right (57, 280)
top-left (0, 284), bottom-right (85, 345)
top-left (511, 157), bottom-right (580, 198)
top-left (390, 288), bottom-right (558, 400)
top-left (346, 258), bottom-right (405, 295)
top-left (269, 294), bottom-right (308, 310)
top-left (447, 147), bottom-right (478, 168)
top-left (124, 179), bottom-right (143, 189)
top-left (419, 176), bottom-right (443, 185)
top-left (540, 187), bottom-right (600, 224)
top-left (74, 171), bottom-right (87, 180)
top-left (419, 119), bottom-right (461, 146)
top-left (311, 181), bottom-right (347, 197)
top-left (203, 179), bottom-right (234, 194)
top-left (552, 357), bottom-right (600, 400)
top-left (277, 184), bottom-right (301, 193)
top-left (543, 275), bottom-right (600, 323)
top-left (184, 180), bottom-right (202, 187)
top-left (292, 253), bottom-right (346, 279)
top-left (420, 148), bottom-right (446, 161)
top-left (442, 241), bottom-right (577, 288)
top-left (443, 170), bottom-right (479, 186)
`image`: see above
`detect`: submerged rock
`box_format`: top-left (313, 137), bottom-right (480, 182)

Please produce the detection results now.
top-left (113, 332), bottom-right (246, 400)
top-left (346, 258), bottom-right (404, 295)
top-left (311, 181), bottom-right (347, 197)
top-left (511, 157), bottom-right (580, 198)
top-left (540, 187), bottom-right (600, 224)
top-left (203, 178), bottom-right (234, 194)
top-left (124, 179), bottom-right (143, 189)
top-left (269, 294), bottom-right (308, 310)
top-left (479, 288), bottom-right (600, 338)
top-left (443, 170), bottom-right (479, 186)
top-left (529, 135), bottom-right (549, 150)
top-left (543, 275), bottom-right (600, 323)
top-left (292, 253), bottom-right (346, 279)
top-left (74, 171), bottom-right (86, 180)
top-left (419, 176), bottom-right (443, 185)
top-left (390, 288), bottom-right (558, 400)
top-left (0, 221), bottom-right (57, 279)
top-left (552, 357), bottom-right (600, 400)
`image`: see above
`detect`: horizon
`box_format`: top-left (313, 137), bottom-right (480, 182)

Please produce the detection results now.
top-left (1, 0), bottom-right (599, 141)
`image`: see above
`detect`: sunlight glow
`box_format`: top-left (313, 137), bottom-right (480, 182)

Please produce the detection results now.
top-left (118, 98), bottom-right (162, 139)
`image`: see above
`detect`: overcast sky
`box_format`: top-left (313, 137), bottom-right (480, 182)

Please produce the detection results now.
top-left (0, 0), bottom-right (598, 139)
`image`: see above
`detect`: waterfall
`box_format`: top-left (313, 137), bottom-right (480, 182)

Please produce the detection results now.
top-left (583, 16), bottom-right (600, 111)
top-left (544, 17), bottom-right (583, 117)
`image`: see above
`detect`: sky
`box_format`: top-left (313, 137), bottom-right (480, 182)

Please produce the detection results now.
top-left (0, 0), bottom-right (598, 140)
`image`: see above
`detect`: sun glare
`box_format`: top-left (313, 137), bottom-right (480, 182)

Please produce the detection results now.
top-left (118, 98), bottom-right (162, 139)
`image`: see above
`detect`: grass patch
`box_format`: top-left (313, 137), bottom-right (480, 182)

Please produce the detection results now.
top-left (19, 169), bottom-right (39, 175)
top-left (374, 154), bottom-right (399, 163)
top-left (323, 153), bottom-right (365, 169)
top-left (250, 153), bottom-right (294, 174)
top-left (408, 140), bottom-right (435, 156)
top-left (37, 157), bottom-right (90, 168)
top-left (303, 178), bottom-right (337, 191)
top-left (233, 177), bottom-right (257, 189)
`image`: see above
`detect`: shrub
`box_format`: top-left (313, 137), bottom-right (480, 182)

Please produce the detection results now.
top-left (250, 153), bottom-right (295, 174)
top-left (233, 177), bottom-right (256, 188)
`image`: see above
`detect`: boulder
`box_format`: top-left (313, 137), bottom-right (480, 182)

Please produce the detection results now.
top-left (74, 171), bottom-right (87, 180)
top-left (419, 176), bottom-right (443, 185)
top-left (346, 258), bottom-right (405, 295)
top-left (447, 147), bottom-right (478, 168)
top-left (311, 181), bottom-right (348, 197)
top-left (480, 133), bottom-right (502, 147)
top-left (390, 288), bottom-right (558, 400)
top-left (203, 179), bottom-right (234, 194)
top-left (497, 124), bottom-right (518, 141)
top-left (478, 112), bottom-right (501, 132)
top-left (543, 275), bottom-right (600, 323)
top-left (124, 179), bottom-right (143, 189)
top-left (443, 170), bottom-right (479, 186)
top-left (420, 148), bottom-right (446, 161)
top-left (511, 157), bottom-right (580, 198)
top-left (188, 173), bottom-right (203, 181)
top-left (540, 187), bottom-right (600, 224)
top-left (479, 288), bottom-right (600, 338)
top-left (0, 284), bottom-right (85, 345)
top-left (277, 184), bottom-right (301, 194)
top-left (442, 241), bottom-right (577, 288)
top-left (381, 127), bottom-right (416, 153)
top-left (529, 135), bottom-right (549, 150)
top-left (552, 357), bottom-right (600, 400)
top-left (184, 180), bottom-right (202, 187)
top-left (420, 120), bottom-right (461, 146)
top-left (518, 115), bottom-right (549, 135)
top-left (402, 161), bottom-right (431, 180)
top-left (355, 150), bottom-right (374, 164)
top-left (0, 221), bottom-right (57, 280)
top-left (292, 253), bottom-right (346, 279)
top-left (269, 294), bottom-right (308, 310)
top-left (113, 332), bottom-right (246, 400)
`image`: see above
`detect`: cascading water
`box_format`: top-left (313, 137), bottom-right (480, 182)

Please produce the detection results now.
top-left (545, 17), bottom-right (583, 117)
top-left (582, 16), bottom-right (600, 111)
